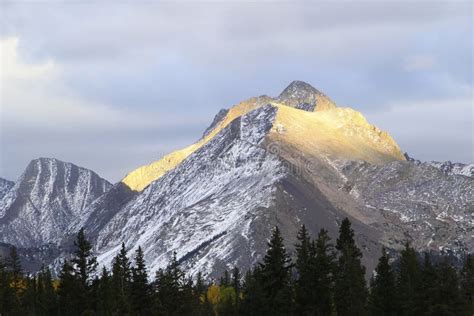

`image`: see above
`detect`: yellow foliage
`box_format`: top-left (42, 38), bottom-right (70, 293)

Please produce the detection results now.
top-left (206, 284), bottom-right (221, 306)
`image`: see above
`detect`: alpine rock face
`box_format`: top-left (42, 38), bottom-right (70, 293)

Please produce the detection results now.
top-left (1, 81), bottom-right (472, 278)
top-left (0, 158), bottom-right (112, 248)
top-left (0, 178), bottom-right (14, 201)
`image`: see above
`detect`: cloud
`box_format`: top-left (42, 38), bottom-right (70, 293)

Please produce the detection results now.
top-left (0, 37), bottom-right (208, 182)
top-left (403, 55), bottom-right (437, 72)
top-left (366, 97), bottom-right (474, 163)
top-left (0, 1), bottom-right (472, 181)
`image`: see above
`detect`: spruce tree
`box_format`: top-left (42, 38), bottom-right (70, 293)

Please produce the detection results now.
top-left (460, 254), bottom-right (474, 315)
top-left (334, 218), bottom-right (367, 316)
top-left (0, 255), bottom-right (16, 315)
top-left (239, 267), bottom-right (266, 316)
top-left (6, 246), bottom-right (23, 313)
top-left (37, 266), bottom-right (58, 316)
top-left (154, 252), bottom-right (194, 315)
top-left (111, 242), bottom-right (132, 315)
top-left (294, 224), bottom-right (313, 315)
top-left (368, 247), bottom-right (396, 316)
top-left (415, 253), bottom-right (437, 314)
top-left (431, 256), bottom-right (463, 315)
top-left (258, 226), bottom-right (293, 315)
top-left (396, 242), bottom-right (421, 316)
top-left (58, 260), bottom-right (81, 316)
top-left (97, 266), bottom-right (113, 316)
top-left (130, 246), bottom-right (152, 315)
top-left (312, 228), bottom-right (336, 316)
top-left (220, 270), bottom-right (230, 287)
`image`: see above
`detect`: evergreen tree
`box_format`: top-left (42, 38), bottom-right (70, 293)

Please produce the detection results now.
top-left (220, 269), bottom-right (230, 287)
top-left (0, 258), bottom-right (6, 314)
top-left (97, 267), bottom-right (113, 316)
top-left (368, 247), bottom-right (396, 316)
top-left (111, 242), bottom-right (132, 315)
top-left (312, 228), bottom-right (336, 316)
top-left (258, 226), bottom-right (293, 315)
top-left (396, 242), bottom-right (421, 316)
top-left (415, 253), bottom-right (437, 315)
top-left (294, 224), bottom-right (313, 315)
top-left (231, 267), bottom-right (241, 293)
top-left (130, 246), bottom-right (152, 315)
top-left (7, 246), bottom-right (23, 313)
top-left (0, 255), bottom-right (16, 315)
top-left (22, 275), bottom-right (38, 315)
top-left (460, 254), bottom-right (474, 315)
top-left (239, 267), bottom-right (266, 316)
top-left (154, 252), bottom-right (194, 315)
top-left (430, 257), bottom-right (463, 315)
top-left (7, 246), bottom-right (23, 296)
top-left (71, 227), bottom-right (97, 314)
top-left (334, 218), bottom-right (367, 316)
top-left (72, 228), bottom-right (97, 287)
top-left (37, 266), bottom-right (58, 316)
top-left (57, 261), bottom-right (81, 316)
top-left (231, 266), bottom-right (241, 310)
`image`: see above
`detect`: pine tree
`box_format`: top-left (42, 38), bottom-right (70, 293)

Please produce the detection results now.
top-left (7, 246), bottom-right (23, 313)
top-left (239, 267), bottom-right (266, 316)
top-left (37, 266), bottom-right (58, 316)
top-left (22, 275), bottom-right (38, 315)
top-left (430, 256), bottom-right (463, 315)
top-left (58, 260), bottom-right (81, 316)
top-left (312, 228), bottom-right (336, 315)
top-left (0, 255), bottom-right (16, 315)
top-left (368, 247), bottom-right (396, 316)
top-left (231, 266), bottom-right (241, 309)
top-left (71, 227), bottom-right (97, 314)
top-left (396, 242), bottom-right (421, 316)
top-left (111, 242), bottom-right (132, 315)
top-left (258, 226), bottom-right (293, 315)
top-left (294, 224), bottom-right (313, 315)
top-left (97, 266), bottom-right (113, 316)
top-left (130, 246), bottom-right (152, 315)
top-left (154, 252), bottom-right (194, 315)
top-left (460, 254), bottom-right (474, 315)
top-left (415, 253), bottom-right (437, 315)
top-left (334, 218), bottom-right (367, 316)
top-left (220, 269), bottom-right (230, 287)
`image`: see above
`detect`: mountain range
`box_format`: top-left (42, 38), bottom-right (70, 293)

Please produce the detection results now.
top-left (0, 81), bottom-right (472, 278)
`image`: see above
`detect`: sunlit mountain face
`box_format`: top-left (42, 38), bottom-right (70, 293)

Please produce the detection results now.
top-left (0, 81), bottom-right (472, 278)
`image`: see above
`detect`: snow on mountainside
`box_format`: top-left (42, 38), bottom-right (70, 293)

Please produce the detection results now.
top-left (0, 158), bottom-right (112, 248)
top-left (0, 178), bottom-right (14, 201)
top-left (2, 81), bottom-right (472, 278)
top-left (93, 105), bottom-right (383, 277)
top-left (404, 153), bottom-right (474, 178)
top-left (122, 80), bottom-right (404, 192)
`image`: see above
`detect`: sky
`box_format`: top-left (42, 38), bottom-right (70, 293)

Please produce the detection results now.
top-left (0, 0), bottom-right (472, 183)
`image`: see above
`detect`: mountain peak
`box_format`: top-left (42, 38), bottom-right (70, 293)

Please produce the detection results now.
top-left (277, 80), bottom-right (336, 112)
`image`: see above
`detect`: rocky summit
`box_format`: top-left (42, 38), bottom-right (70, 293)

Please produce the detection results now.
top-left (0, 81), bottom-right (472, 278)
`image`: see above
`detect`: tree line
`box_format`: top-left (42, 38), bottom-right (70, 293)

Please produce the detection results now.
top-left (0, 218), bottom-right (472, 315)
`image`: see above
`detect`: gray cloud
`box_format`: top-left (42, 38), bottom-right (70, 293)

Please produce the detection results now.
top-left (1, 0), bottom-right (472, 182)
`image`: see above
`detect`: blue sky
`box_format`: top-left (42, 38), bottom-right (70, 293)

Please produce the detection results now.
top-left (0, 0), bottom-right (472, 182)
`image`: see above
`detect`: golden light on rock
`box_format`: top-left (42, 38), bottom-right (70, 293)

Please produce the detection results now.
top-left (122, 91), bottom-right (404, 192)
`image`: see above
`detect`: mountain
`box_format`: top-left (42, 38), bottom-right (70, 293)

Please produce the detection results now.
top-left (2, 81), bottom-right (472, 279)
top-left (0, 178), bottom-right (14, 200)
top-left (85, 81), bottom-right (470, 278)
top-left (405, 153), bottom-right (474, 177)
top-left (0, 158), bottom-right (112, 248)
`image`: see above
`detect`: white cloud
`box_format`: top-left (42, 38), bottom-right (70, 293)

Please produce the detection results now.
top-left (403, 55), bottom-right (437, 72)
top-left (366, 97), bottom-right (474, 163)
